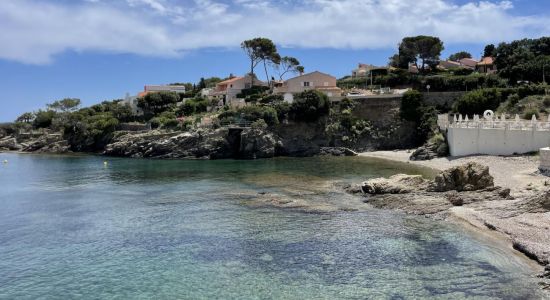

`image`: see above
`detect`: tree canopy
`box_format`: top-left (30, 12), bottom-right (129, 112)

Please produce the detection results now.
top-left (495, 37), bottom-right (550, 83)
top-left (137, 91), bottom-right (179, 118)
top-left (47, 98), bottom-right (81, 113)
top-left (241, 37), bottom-right (279, 84)
top-left (483, 44), bottom-right (497, 57)
top-left (391, 36), bottom-right (444, 72)
top-left (448, 51), bottom-right (472, 61)
top-left (276, 56), bottom-right (304, 80)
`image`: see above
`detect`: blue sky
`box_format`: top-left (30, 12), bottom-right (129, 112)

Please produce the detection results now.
top-left (0, 0), bottom-right (549, 122)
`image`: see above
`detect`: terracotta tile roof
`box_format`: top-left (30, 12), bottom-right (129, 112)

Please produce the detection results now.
top-left (217, 77), bottom-right (244, 85)
top-left (477, 57), bottom-right (495, 65)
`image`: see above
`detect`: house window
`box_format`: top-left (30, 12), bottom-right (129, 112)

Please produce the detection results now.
top-left (230, 84), bottom-right (233, 88)
top-left (303, 82), bottom-right (310, 87)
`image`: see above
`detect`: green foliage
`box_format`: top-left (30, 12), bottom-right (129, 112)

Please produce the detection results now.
top-left (251, 119), bottom-right (268, 130)
top-left (400, 90), bottom-right (437, 144)
top-left (241, 37), bottom-right (278, 80)
top-left (236, 86), bottom-right (270, 99)
top-left (453, 89), bottom-right (503, 115)
top-left (452, 68), bottom-right (474, 76)
top-left (420, 74), bottom-right (506, 91)
top-left (484, 44), bottom-right (497, 57)
top-left (276, 56), bottom-right (304, 80)
top-left (259, 94), bottom-right (283, 104)
top-left (47, 98), bottom-right (81, 113)
top-left (137, 91), bottom-right (179, 119)
top-left (495, 37), bottom-right (550, 83)
top-left (400, 90), bottom-right (425, 121)
top-left (218, 105), bottom-right (279, 126)
top-left (522, 108), bottom-right (540, 120)
top-left (16, 112), bottom-right (35, 123)
top-left (33, 110), bottom-right (57, 129)
top-left (290, 90), bottom-right (330, 121)
top-left (393, 36), bottom-right (444, 71)
top-left (429, 133), bottom-right (449, 156)
top-left (449, 51), bottom-right (472, 61)
top-left (497, 94), bottom-right (550, 117)
top-left (177, 98), bottom-right (209, 116)
top-left (63, 109), bottom-right (119, 151)
top-left (150, 111), bottom-right (178, 129)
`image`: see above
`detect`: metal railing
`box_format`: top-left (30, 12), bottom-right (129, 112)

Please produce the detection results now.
top-left (220, 120), bottom-right (252, 128)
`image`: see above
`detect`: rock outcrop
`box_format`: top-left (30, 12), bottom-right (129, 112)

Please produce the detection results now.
top-left (319, 147), bottom-right (358, 157)
top-left (103, 127), bottom-right (282, 159)
top-left (428, 162), bottom-right (494, 192)
top-left (0, 137), bottom-right (21, 151)
top-left (21, 135), bottom-right (70, 153)
top-left (239, 128), bottom-right (279, 159)
top-left (349, 163), bottom-right (550, 283)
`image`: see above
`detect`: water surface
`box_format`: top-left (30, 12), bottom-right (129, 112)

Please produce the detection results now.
top-left (0, 153), bottom-right (543, 299)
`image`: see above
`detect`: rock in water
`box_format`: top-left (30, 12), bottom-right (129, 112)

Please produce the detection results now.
top-left (428, 162), bottom-right (494, 192)
top-left (239, 128), bottom-right (278, 159)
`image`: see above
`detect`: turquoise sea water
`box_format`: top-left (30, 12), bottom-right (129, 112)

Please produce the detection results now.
top-left (0, 153), bottom-right (544, 299)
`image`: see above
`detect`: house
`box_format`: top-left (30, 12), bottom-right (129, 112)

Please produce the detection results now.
top-left (438, 60), bottom-right (462, 70)
top-left (352, 63), bottom-right (388, 78)
top-left (458, 58), bottom-right (479, 69)
top-left (476, 57), bottom-right (497, 74)
top-left (121, 93), bottom-right (143, 116)
top-left (138, 85), bottom-right (187, 97)
top-left (273, 71), bottom-right (342, 103)
top-left (210, 74), bottom-right (266, 105)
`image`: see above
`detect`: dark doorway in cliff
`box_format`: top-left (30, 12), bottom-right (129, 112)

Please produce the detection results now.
top-left (227, 128), bottom-right (243, 158)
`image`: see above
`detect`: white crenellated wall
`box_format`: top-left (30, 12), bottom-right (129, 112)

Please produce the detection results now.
top-left (441, 112), bottom-right (550, 156)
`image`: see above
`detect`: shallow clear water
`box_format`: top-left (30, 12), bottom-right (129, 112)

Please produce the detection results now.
top-left (0, 153), bottom-right (544, 299)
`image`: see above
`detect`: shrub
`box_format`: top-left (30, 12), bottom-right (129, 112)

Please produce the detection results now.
top-left (236, 86), bottom-right (270, 98)
top-left (290, 90), bottom-right (330, 121)
top-left (453, 88), bottom-right (503, 115)
top-left (400, 90), bottom-right (424, 122)
top-left (522, 108), bottom-right (540, 120)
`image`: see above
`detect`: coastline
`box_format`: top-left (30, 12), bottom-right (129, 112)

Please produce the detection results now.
top-left (358, 150), bottom-right (550, 284)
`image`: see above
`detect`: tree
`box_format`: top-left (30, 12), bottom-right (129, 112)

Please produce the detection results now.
top-left (241, 37), bottom-right (278, 85)
top-left (494, 37), bottom-right (550, 83)
top-left (276, 56), bottom-right (304, 80)
top-left (33, 110), bottom-right (57, 128)
top-left (16, 112), bottom-right (35, 123)
top-left (137, 91), bottom-right (179, 119)
top-left (198, 78), bottom-right (207, 89)
top-left (483, 44), bottom-right (497, 57)
top-left (47, 98), bottom-right (81, 113)
top-left (449, 51), bottom-right (472, 61)
top-left (395, 36), bottom-right (444, 72)
top-left (290, 90), bottom-right (330, 121)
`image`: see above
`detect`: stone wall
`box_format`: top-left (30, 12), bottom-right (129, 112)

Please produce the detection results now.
top-left (422, 91), bottom-right (465, 109)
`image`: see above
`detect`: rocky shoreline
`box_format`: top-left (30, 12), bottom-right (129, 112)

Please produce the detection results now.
top-left (345, 162), bottom-right (550, 287)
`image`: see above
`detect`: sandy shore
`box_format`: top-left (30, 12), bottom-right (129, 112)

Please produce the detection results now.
top-left (359, 150), bottom-right (545, 194)
top-left (359, 150), bottom-right (550, 286)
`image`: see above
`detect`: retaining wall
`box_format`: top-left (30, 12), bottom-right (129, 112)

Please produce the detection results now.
top-left (447, 127), bottom-right (550, 156)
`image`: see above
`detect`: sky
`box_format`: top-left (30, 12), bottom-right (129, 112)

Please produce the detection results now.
top-left (0, 0), bottom-right (549, 122)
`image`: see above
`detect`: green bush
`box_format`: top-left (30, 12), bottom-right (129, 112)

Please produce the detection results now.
top-left (453, 88), bottom-right (503, 115)
top-left (218, 105), bottom-right (279, 126)
top-left (236, 86), bottom-right (269, 98)
top-left (522, 108), bottom-right (540, 120)
top-left (290, 90), bottom-right (330, 121)
top-left (177, 98), bottom-right (209, 116)
top-left (400, 90), bottom-right (425, 122)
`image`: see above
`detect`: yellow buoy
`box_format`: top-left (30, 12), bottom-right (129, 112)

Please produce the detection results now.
top-left (103, 161), bottom-right (108, 166)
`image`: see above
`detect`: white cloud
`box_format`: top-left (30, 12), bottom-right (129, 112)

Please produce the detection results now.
top-left (0, 0), bottom-right (548, 64)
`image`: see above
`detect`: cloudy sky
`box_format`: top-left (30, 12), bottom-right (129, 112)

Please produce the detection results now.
top-left (0, 0), bottom-right (549, 121)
